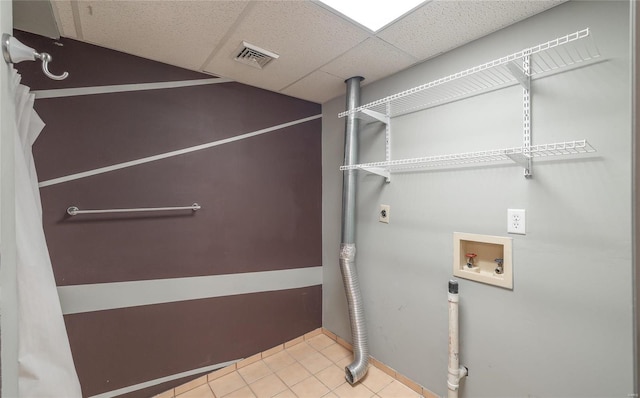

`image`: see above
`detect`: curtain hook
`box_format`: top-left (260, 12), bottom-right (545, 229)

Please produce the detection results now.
top-left (2, 33), bottom-right (68, 81)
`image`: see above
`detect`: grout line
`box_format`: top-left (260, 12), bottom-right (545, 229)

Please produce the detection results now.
top-left (321, 328), bottom-right (338, 341)
top-left (284, 335), bottom-right (305, 348)
top-left (198, 1), bottom-right (257, 72)
top-left (70, 0), bottom-right (84, 40)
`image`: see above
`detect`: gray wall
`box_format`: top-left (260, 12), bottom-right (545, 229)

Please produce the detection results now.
top-left (323, 1), bottom-right (635, 397)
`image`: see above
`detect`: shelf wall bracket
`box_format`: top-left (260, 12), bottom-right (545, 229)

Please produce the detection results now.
top-left (506, 61), bottom-right (531, 91)
top-left (361, 109), bottom-right (388, 124)
top-left (505, 152), bottom-right (532, 169)
top-left (362, 107), bottom-right (392, 183)
top-left (361, 166), bottom-right (391, 182)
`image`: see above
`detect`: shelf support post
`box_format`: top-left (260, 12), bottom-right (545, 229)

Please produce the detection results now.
top-left (385, 102), bottom-right (391, 165)
top-left (522, 53), bottom-right (532, 178)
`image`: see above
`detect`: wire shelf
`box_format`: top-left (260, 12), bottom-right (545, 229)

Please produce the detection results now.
top-left (339, 140), bottom-right (596, 173)
top-left (338, 29), bottom-right (599, 121)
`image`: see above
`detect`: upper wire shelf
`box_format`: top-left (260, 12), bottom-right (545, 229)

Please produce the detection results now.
top-left (338, 28), bottom-right (599, 121)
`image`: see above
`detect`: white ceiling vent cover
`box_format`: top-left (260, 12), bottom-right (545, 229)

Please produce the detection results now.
top-left (234, 41), bottom-right (280, 69)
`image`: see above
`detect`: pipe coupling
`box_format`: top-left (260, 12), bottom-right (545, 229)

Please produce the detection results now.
top-left (339, 243), bottom-right (356, 261)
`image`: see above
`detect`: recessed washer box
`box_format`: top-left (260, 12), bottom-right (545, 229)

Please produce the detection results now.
top-left (453, 232), bottom-right (513, 289)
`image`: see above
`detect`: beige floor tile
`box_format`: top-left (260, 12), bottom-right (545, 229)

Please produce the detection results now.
top-left (175, 376), bottom-right (208, 395)
top-left (224, 386), bottom-right (256, 398)
top-left (316, 364), bottom-right (347, 390)
top-left (377, 380), bottom-right (422, 398)
top-left (262, 344), bottom-right (284, 359)
top-left (276, 362), bottom-right (312, 387)
top-left (208, 365), bottom-right (237, 382)
top-left (321, 329), bottom-right (337, 341)
top-left (335, 356), bottom-right (353, 369)
top-left (237, 353), bottom-right (262, 369)
top-left (209, 372), bottom-right (247, 398)
top-left (263, 350), bottom-right (296, 372)
top-left (299, 352), bottom-right (333, 374)
top-left (175, 384), bottom-right (214, 398)
top-left (306, 334), bottom-right (336, 351)
top-left (421, 387), bottom-right (439, 398)
top-left (321, 344), bottom-right (351, 363)
top-left (238, 360), bottom-right (273, 384)
top-left (360, 367), bottom-right (394, 393)
top-left (290, 376), bottom-right (330, 398)
top-left (395, 373), bottom-right (422, 395)
top-left (273, 389), bottom-right (297, 398)
top-left (286, 342), bottom-right (317, 361)
top-left (249, 374), bottom-right (288, 398)
top-left (284, 336), bottom-right (304, 348)
top-left (336, 337), bottom-right (353, 351)
top-left (304, 328), bottom-right (323, 339)
top-left (332, 382), bottom-right (375, 398)
top-left (369, 359), bottom-right (395, 379)
top-left (322, 393), bottom-right (339, 398)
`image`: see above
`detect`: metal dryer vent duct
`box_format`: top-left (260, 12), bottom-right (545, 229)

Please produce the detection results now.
top-left (339, 76), bottom-right (369, 385)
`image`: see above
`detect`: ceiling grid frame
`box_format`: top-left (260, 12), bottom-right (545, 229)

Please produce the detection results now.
top-left (18, 0), bottom-right (568, 103)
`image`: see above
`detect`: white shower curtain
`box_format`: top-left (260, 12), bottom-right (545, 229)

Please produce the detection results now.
top-left (10, 68), bottom-right (82, 397)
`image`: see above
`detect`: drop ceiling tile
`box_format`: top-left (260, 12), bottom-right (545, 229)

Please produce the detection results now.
top-left (321, 37), bottom-right (418, 84)
top-left (281, 70), bottom-right (345, 104)
top-left (378, 0), bottom-right (565, 60)
top-left (203, 0), bottom-right (370, 93)
top-left (76, 1), bottom-right (247, 71)
top-left (51, 0), bottom-right (77, 38)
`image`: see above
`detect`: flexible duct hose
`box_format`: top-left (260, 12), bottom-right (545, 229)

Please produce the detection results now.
top-left (339, 243), bottom-right (369, 383)
top-left (340, 76), bottom-right (369, 384)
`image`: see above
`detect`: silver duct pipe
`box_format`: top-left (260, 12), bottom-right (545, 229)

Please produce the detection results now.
top-left (340, 76), bottom-right (369, 384)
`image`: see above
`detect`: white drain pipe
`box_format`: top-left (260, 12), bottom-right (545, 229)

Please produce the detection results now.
top-left (448, 280), bottom-right (468, 398)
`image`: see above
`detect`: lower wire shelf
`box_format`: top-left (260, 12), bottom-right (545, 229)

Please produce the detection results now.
top-left (339, 139), bottom-right (595, 180)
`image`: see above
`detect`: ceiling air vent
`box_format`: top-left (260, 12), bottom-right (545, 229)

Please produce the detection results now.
top-left (234, 41), bottom-right (279, 69)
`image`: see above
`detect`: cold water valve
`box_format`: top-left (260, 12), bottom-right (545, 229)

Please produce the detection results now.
top-left (494, 258), bottom-right (504, 274)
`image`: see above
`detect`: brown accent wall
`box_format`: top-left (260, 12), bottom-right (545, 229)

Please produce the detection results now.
top-left (65, 286), bottom-right (321, 398)
top-left (15, 30), bottom-right (322, 397)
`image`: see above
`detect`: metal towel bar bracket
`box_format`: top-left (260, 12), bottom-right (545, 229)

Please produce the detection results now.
top-left (66, 203), bottom-right (201, 216)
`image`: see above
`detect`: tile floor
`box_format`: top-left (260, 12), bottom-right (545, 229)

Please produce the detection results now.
top-left (165, 332), bottom-right (426, 398)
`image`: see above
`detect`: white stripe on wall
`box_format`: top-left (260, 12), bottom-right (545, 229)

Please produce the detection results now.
top-left (88, 359), bottom-right (241, 398)
top-left (58, 266), bottom-right (322, 315)
top-left (33, 77), bottom-right (233, 99)
top-left (39, 114), bottom-right (322, 188)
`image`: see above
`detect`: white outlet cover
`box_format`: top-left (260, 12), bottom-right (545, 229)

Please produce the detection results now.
top-left (379, 204), bottom-right (390, 223)
top-left (508, 209), bottom-right (526, 234)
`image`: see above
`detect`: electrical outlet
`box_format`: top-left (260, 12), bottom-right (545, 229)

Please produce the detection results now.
top-left (507, 209), bottom-right (526, 235)
top-left (379, 205), bottom-right (390, 223)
